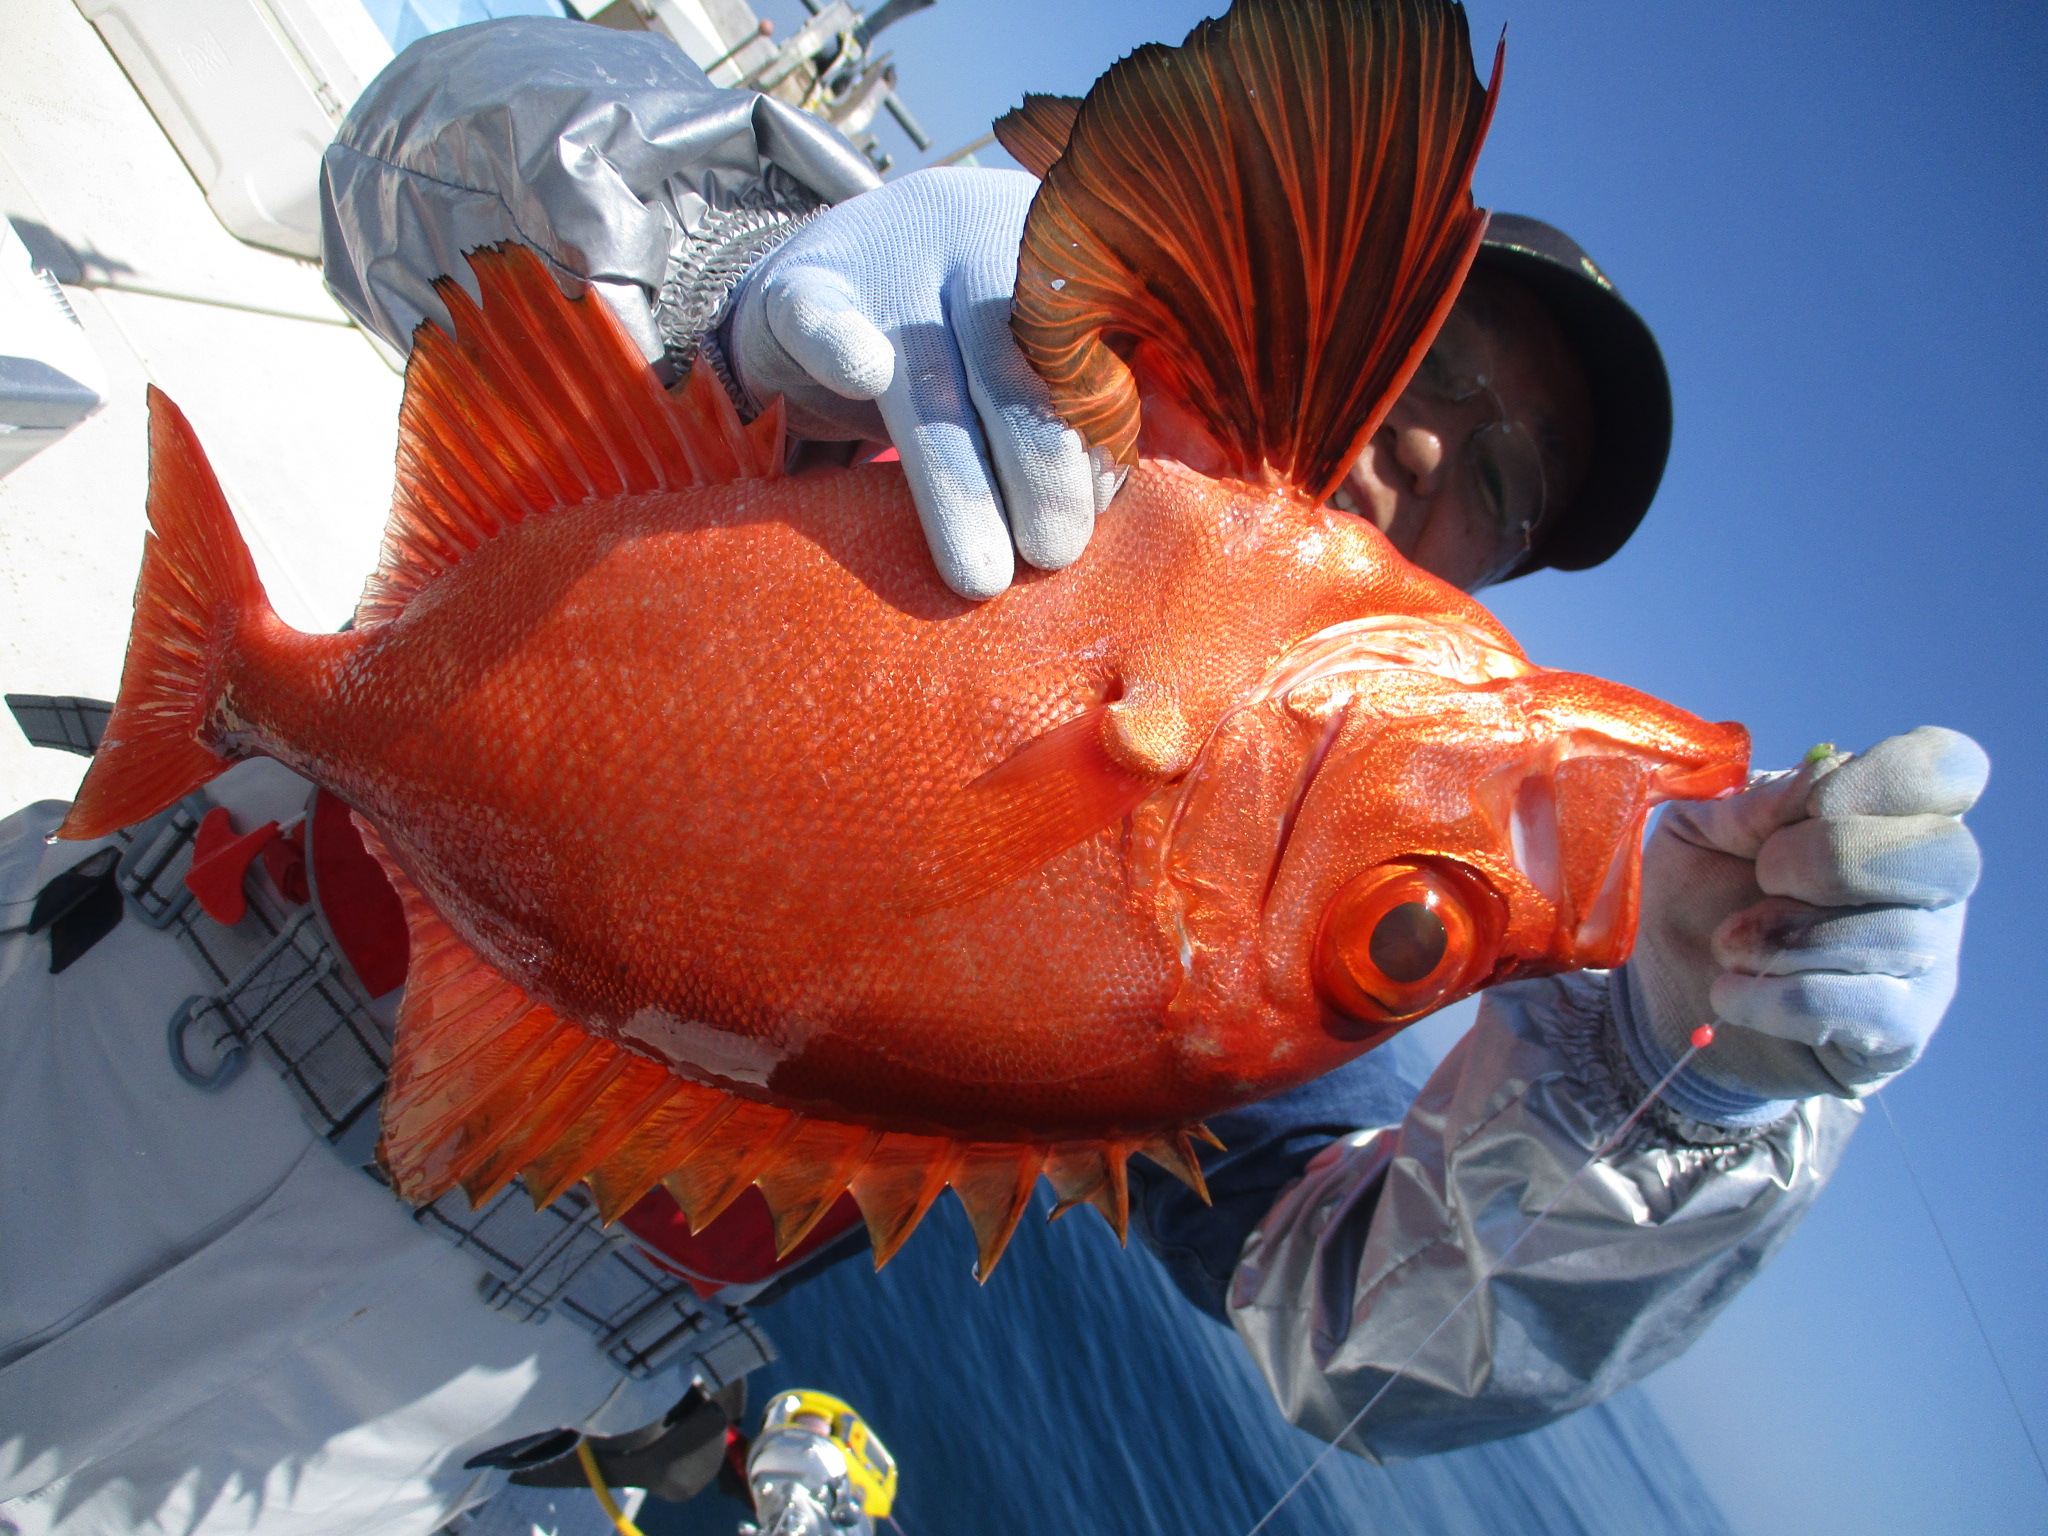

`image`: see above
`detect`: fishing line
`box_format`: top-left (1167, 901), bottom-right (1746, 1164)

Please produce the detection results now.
top-left (1874, 1091), bottom-right (2048, 1494)
top-left (1239, 1028), bottom-right (1717, 1536)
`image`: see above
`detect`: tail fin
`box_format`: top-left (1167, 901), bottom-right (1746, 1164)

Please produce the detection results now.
top-left (60, 389), bottom-right (266, 839)
top-left (1011, 0), bottom-right (1501, 504)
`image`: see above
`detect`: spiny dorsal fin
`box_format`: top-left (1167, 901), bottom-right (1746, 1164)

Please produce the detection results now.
top-left (992, 94), bottom-right (1080, 178)
top-left (361, 814), bottom-right (1205, 1273)
top-left (757, 1124), bottom-right (885, 1257)
top-left (357, 243), bottom-right (786, 627)
top-left (1011, 0), bottom-right (1500, 503)
top-left (851, 1135), bottom-right (963, 1269)
top-left (951, 1144), bottom-right (1046, 1282)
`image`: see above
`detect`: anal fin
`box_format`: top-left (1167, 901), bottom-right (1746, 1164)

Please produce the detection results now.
top-left (584, 1083), bottom-right (735, 1221)
top-left (1135, 1130), bottom-right (1212, 1205)
top-left (1046, 1139), bottom-right (1133, 1244)
top-left (361, 816), bottom-right (613, 1204)
top-left (663, 1103), bottom-right (805, 1233)
top-left (459, 1037), bottom-right (621, 1206)
top-left (521, 1058), bottom-right (677, 1208)
top-left (851, 1135), bottom-right (964, 1268)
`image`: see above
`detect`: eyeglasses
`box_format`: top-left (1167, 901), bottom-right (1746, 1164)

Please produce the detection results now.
top-left (1406, 309), bottom-right (1550, 588)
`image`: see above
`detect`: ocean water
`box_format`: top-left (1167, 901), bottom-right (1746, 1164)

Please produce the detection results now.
top-left (641, 1185), bottom-right (1735, 1536)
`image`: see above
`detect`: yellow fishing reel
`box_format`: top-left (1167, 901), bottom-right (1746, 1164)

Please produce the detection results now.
top-left (756, 1390), bottom-right (898, 1518)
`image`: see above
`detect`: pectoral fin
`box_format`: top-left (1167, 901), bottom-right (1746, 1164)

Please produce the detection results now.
top-left (903, 705), bottom-right (1158, 913)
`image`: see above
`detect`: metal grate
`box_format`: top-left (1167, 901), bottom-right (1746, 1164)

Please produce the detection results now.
top-left (165, 907), bottom-right (392, 1136)
top-left (108, 785), bottom-right (770, 1387)
top-left (12, 694), bottom-right (773, 1388)
top-left (5, 693), bottom-right (111, 757)
top-left (421, 1183), bottom-right (777, 1382)
top-left (116, 798), bottom-right (206, 930)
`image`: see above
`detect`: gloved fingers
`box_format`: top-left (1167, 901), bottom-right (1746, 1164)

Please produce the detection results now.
top-left (1088, 445), bottom-right (1129, 514)
top-left (1708, 967), bottom-right (1956, 1086)
top-left (1756, 812), bottom-right (1980, 908)
top-left (1712, 896), bottom-right (1965, 981)
top-left (762, 268), bottom-right (897, 402)
top-left (875, 326), bottom-right (1015, 599)
top-left (1808, 725), bottom-right (1989, 819)
top-left (1653, 763), bottom-right (1825, 862)
top-left (949, 283), bottom-right (1096, 571)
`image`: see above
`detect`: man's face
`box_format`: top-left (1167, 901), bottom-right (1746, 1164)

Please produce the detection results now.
top-left (1331, 267), bottom-right (1594, 592)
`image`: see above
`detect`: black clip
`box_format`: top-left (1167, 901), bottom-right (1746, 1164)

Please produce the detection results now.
top-left (27, 846), bottom-right (122, 973)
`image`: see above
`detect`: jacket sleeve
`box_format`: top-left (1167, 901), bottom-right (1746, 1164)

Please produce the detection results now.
top-left (1160, 971), bottom-right (1858, 1462)
top-left (319, 16), bottom-right (881, 361)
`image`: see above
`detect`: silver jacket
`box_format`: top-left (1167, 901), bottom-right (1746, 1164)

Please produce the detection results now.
top-left (320, 18), bottom-right (880, 369)
top-left (1229, 970), bottom-right (1858, 1462)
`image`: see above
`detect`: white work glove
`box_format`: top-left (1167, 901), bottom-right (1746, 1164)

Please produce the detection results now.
top-left (724, 167), bottom-right (1121, 599)
top-left (1618, 726), bottom-right (1988, 1117)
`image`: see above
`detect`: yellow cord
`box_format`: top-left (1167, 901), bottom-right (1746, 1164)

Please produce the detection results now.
top-left (575, 1439), bottom-right (647, 1536)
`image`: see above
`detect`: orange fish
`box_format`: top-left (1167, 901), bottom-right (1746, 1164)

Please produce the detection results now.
top-left (62, 0), bottom-right (1746, 1277)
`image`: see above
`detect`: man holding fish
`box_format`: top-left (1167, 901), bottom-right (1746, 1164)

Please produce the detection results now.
top-left (0, 3), bottom-right (1986, 1533)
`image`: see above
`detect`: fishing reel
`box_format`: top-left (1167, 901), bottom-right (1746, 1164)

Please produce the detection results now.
top-left (739, 1390), bottom-right (897, 1536)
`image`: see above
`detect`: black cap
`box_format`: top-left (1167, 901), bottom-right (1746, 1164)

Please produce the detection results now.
top-left (1473, 214), bottom-right (1671, 577)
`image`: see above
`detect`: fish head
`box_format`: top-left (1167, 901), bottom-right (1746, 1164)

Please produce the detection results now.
top-left (1142, 616), bottom-right (1748, 1088)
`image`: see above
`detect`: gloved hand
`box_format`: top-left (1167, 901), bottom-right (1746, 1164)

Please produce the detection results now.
top-left (1618, 726), bottom-right (1987, 1118)
top-left (724, 167), bottom-right (1121, 599)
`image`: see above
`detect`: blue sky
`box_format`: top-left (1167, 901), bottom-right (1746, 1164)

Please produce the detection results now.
top-left (786, 2), bottom-right (2048, 1532)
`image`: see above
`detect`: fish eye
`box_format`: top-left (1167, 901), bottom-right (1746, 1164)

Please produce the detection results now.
top-left (1369, 901), bottom-right (1447, 981)
top-left (1314, 859), bottom-right (1501, 1031)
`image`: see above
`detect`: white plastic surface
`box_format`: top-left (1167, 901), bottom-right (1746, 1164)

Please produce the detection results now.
top-left (0, 786), bottom-right (672, 1536)
top-left (0, 0), bottom-right (403, 812)
top-left (0, 221), bottom-right (105, 478)
top-left (74, 0), bottom-right (393, 259)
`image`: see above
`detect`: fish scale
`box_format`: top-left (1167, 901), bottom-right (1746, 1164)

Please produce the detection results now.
top-left (58, 0), bottom-right (1748, 1278)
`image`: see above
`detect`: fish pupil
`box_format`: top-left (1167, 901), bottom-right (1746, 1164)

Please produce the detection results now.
top-left (1369, 901), bottom-right (1447, 983)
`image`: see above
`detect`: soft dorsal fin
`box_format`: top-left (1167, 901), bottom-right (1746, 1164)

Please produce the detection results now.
top-left (992, 94), bottom-right (1081, 178)
top-left (1011, 0), bottom-right (1501, 504)
top-left (356, 244), bottom-right (786, 627)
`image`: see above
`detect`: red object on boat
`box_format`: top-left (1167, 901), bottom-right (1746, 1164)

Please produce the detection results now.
top-left (184, 806), bottom-right (279, 925)
top-left (307, 788), bottom-right (410, 998)
top-left (621, 1186), bottom-right (865, 1297)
